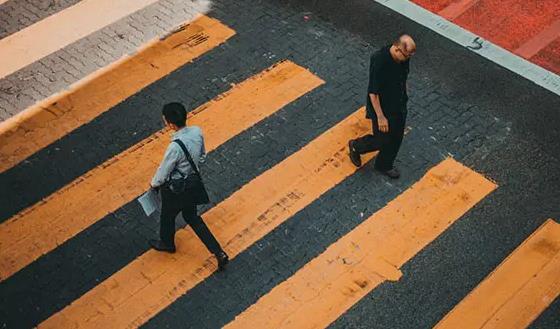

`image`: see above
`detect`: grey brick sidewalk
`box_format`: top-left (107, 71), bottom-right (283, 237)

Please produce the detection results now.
top-left (0, 0), bottom-right (81, 39)
top-left (0, 0), bottom-right (210, 120)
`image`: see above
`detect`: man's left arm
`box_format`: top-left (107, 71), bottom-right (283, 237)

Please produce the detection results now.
top-left (151, 145), bottom-right (180, 188)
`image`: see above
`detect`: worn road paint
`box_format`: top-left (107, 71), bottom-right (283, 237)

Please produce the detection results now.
top-left (436, 219), bottom-right (560, 329)
top-left (0, 15), bottom-right (235, 173)
top-left (0, 61), bottom-right (324, 282)
top-left (225, 158), bottom-right (497, 329)
top-left (39, 108), bottom-right (378, 329)
top-left (0, 0), bottom-right (213, 79)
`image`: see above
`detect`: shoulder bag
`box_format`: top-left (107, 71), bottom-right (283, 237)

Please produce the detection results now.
top-left (167, 139), bottom-right (210, 205)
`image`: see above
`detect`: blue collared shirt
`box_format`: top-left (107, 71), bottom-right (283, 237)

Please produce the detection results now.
top-left (151, 126), bottom-right (206, 188)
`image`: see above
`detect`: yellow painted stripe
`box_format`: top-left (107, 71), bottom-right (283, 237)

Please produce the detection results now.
top-left (40, 108), bottom-right (379, 329)
top-left (0, 61), bottom-right (324, 282)
top-left (0, 15), bottom-right (235, 173)
top-left (225, 158), bottom-right (497, 329)
top-left (0, 0), bottom-right (192, 79)
top-left (435, 218), bottom-right (560, 329)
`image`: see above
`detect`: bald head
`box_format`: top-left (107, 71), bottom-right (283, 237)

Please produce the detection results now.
top-left (396, 34), bottom-right (416, 53)
top-left (390, 34), bottom-right (416, 62)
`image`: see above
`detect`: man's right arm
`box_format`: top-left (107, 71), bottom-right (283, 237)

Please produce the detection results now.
top-left (369, 94), bottom-right (388, 133)
top-left (368, 54), bottom-right (389, 132)
top-left (369, 94), bottom-right (384, 117)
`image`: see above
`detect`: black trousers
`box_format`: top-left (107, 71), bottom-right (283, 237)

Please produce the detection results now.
top-left (160, 187), bottom-right (223, 255)
top-left (353, 112), bottom-right (407, 171)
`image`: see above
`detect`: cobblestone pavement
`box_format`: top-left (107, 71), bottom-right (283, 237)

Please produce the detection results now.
top-left (0, 0), bottom-right (80, 39)
top-left (0, 0), bottom-right (209, 120)
top-left (0, 0), bottom-right (559, 328)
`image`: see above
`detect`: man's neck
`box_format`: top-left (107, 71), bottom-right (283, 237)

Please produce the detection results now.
top-left (173, 126), bottom-right (187, 133)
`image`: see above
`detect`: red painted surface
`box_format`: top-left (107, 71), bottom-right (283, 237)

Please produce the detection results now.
top-left (454, 0), bottom-right (560, 50)
top-left (411, 0), bottom-right (560, 75)
top-left (439, 0), bottom-right (479, 21)
top-left (411, 0), bottom-right (453, 13)
top-left (532, 37), bottom-right (560, 75)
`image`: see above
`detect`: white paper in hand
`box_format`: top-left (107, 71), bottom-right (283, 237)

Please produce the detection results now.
top-left (138, 189), bottom-right (160, 216)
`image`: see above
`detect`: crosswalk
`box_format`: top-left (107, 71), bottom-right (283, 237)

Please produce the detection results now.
top-left (0, 60), bottom-right (323, 281)
top-left (40, 108), bottom-right (370, 328)
top-left (435, 219), bottom-right (560, 329)
top-left (0, 2), bottom-right (559, 329)
top-left (225, 158), bottom-right (496, 329)
top-left (0, 15), bottom-right (235, 173)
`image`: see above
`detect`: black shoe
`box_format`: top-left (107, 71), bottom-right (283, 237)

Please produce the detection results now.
top-left (348, 140), bottom-right (362, 167)
top-left (216, 251), bottom-right (229, 271)
top-left (375, 167), bottom-right (400, 179)
top-left (149, 239), bottom-right (176, 253)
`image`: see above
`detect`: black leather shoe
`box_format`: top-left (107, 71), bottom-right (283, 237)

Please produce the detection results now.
top-left (348, 140), bottom-right (362, 167)
top-left (216, 251), bottom-right (229, 272)
top-left (376, 167), bottom-right (400, 179)
top-left (149, 239), bottom-right (176, 253)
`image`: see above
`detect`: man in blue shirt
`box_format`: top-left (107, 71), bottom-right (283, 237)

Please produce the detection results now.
top-left (349, 34), bottom-right (416, 179)
top-left (150, 102), bottom-right (229, 271)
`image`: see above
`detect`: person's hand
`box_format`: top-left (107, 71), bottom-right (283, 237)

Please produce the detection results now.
top-left (377, 115), bottom-right (389, 133)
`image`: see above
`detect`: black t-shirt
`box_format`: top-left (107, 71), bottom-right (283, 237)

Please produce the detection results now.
top-left (365, 46), bottom-right (409, 119)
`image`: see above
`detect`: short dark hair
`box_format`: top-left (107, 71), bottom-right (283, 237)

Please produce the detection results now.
top-left (162, 102), bottom-right (187, 127)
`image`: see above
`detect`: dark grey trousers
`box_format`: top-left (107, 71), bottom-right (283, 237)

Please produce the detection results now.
top-left (353, 112), bottom-right (406, 171)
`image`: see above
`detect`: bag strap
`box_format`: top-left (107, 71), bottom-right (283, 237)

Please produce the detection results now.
top-left (173, 139), bottom-right (201, 176)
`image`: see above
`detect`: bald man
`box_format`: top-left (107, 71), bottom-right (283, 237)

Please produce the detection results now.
top-left (348, 34), bottom-right (416, 179)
